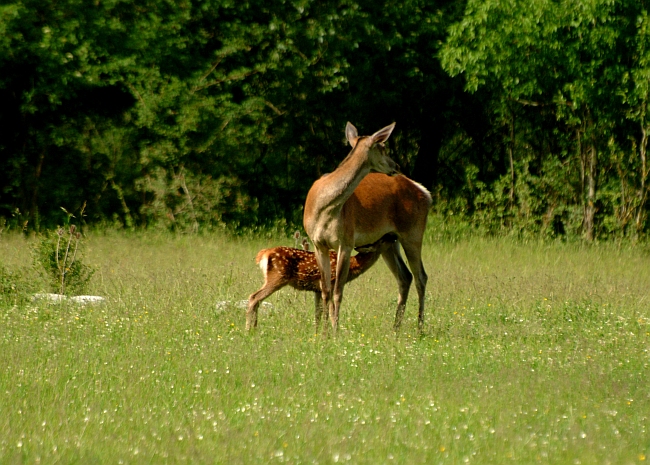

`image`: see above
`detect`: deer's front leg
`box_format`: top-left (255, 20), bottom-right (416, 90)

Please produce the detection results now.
top-left (313, 247), bottom-right (332, 333)
top-left (331, 247), bottom-right (351, 331)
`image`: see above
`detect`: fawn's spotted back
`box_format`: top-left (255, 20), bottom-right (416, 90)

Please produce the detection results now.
top-left (256, 247), bottom-right (340, 292)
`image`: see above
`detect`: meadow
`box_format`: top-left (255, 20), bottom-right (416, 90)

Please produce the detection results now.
top-left (0, 226), bottom-right (648, 464)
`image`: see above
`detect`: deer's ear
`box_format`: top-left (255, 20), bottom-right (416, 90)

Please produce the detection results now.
top-left (371, 122), bottom-right (396, 144)
top-left (346, 122), bottom-right (359, 147)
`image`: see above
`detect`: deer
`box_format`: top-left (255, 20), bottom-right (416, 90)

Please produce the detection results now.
top-left (245, 234), bottom-right (397, 330)
top-left (303, 122), bottom-right (432, 333)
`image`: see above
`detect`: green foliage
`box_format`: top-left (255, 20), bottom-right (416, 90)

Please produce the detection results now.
top-left (441, 0), bottom-right (650, 240)
top-left (0, 264), bottom-right (36, 304)
top-left (3, 0), bottom-right (650, 240)
top-left (0, 0), bottom-right (466, 233)
top-left (32, 226), bottom-right (95, 295)
top-left (136, 167), bottom-right (259, 231)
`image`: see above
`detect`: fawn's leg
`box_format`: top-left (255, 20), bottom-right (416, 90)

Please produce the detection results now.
top-left (313, 291), bottom-right (323, 326)
top-left (246, 281), bottom-right (284, 330)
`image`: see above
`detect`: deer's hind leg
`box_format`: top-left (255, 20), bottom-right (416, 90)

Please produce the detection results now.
top-left (381, 241), bottom-right (413, 331)
top-left (400, 238), bottom-right (428, 331)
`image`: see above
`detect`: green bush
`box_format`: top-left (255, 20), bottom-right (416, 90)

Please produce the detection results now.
top-left (32, 226), bottom-right (95, 295)
top-left (0, 264), bottom-right (36, 305)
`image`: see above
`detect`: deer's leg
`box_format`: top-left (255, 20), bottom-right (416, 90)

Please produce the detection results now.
top-left (401, 239), bottom-right (428, 331)
top-left (332, 247), bottom-right (351, 331)
top-left (313, 291), bottom-right (323, 326)
top-left (381, 241), bottom-right (413, 331)
top-left (246, 281), bottom-right (283, 330)
top-left (314, 246), bottom-right (332, 333)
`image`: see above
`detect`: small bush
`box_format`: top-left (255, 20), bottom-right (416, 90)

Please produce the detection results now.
top-left (32, 226), bottom-right (95, 295)
top-left (0, 264), bottom-right (37, 304)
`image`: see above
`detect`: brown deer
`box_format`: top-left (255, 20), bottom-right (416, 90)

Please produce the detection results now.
top-left (303, 122), bottom-right (432, 332)
top-left (245, 234), bottom-right (396, 330)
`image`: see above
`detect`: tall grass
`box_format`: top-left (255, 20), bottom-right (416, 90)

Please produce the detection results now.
top-left (0, 229), bottom-right (648, 463)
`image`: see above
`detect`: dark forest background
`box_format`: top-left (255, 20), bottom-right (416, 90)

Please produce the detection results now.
top-left (2, 0), bottom-right (650, 240)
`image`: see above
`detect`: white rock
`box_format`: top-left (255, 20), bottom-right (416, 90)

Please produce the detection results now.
top-left (32, 294), bottom-right (106, 305)
top-left (32, 293), bottom-right (67, 302)
top-left (215, 300), bottom-right (273, 311)
top-left (69, 295), bottom-right (106, 305)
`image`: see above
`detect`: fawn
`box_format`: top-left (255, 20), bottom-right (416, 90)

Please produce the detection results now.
top-left (245, 234), bottom-right (397, 329)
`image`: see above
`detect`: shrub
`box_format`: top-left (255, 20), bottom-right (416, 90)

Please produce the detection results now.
top-left (32, 226), bottom-right (95, 295)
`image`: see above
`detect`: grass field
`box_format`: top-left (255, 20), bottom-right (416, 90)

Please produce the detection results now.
top-left (0, 229), bottom-right (649, 464)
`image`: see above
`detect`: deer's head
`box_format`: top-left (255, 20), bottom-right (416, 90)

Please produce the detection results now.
top-left (345, 122), bottom-right (399, 175)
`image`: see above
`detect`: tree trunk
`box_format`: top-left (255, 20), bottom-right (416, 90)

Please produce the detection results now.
top-left (508, 110), bottom-right (516, 207)
top-left (111, 179), bottom-right (134, 228)
top-left (178, 168), bottom-right (199, 234)
top-left (584, 135), bottom-right (597, 241)
top-left (28, 150), bottom-right (46, 231)
top-left (577, 129), bottom-right (585, 206)
top-left (636, 122), bottom-right (648, 234)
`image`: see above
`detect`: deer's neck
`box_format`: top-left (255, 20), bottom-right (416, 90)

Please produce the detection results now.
top-left (315, 147), bottom-right (369, 214)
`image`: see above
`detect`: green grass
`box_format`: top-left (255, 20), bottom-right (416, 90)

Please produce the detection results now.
top-left (1, 231), bottom-right (649, 464)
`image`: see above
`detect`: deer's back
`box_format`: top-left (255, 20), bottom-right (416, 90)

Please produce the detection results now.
top-left (343, 173), bottom-right (431, 242)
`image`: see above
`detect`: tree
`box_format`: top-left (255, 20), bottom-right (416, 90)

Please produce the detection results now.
top-left (441, 0), bottom-right (643, 239)
top-left (0, 0), bottom-right (368, 230)
top-left (620, 10), bottom-right (650, 236)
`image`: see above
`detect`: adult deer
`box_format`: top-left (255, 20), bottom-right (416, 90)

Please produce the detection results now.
top-left (246, 234), bottom-right (396, 330)
top-left (303, 122), bottom-right (431, 332)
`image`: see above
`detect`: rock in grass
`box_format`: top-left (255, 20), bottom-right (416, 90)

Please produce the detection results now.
top-left (32, 294), bottom-right (106, 305)
top-left (215, 300), bottom-right (273, 311)
top-left (69, 295), bottom-right (106, 305)
top-left (32, 293), bottom-right (67, 303)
